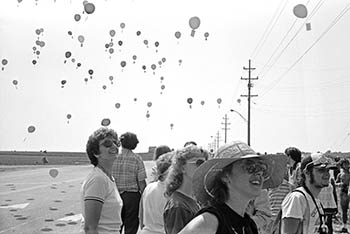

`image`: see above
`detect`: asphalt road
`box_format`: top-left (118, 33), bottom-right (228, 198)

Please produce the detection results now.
top-left (0, 162), bottom-right (154, 234)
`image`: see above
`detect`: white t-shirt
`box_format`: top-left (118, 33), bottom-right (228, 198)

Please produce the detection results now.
top-left (81, 167), bottom-right (123, 234)
top-left (281, 187), bottom-right (324, 234)
top-left (140, 180), bottom-right (167, 234)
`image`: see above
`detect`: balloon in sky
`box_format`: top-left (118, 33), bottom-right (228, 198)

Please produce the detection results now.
top-left (120, 23), bottom-right (125, 29)
top-left (151, 64), bottom-right (156, 70)
top-left (217, 98), bottom-right (222, 104)
top-left (187, 98), bottom-right (193, 104)
top-left (109, 75), bottom-right (114, 84)
top-left (132, 55), bottom-right (137, 63)
top-left (147, 102), bottom-right (152, 108)
top-left (237, 98), bottom-right (241, 104)
top-left (74, 14), bottom-right (81, 22)
top-left (201, 100), bottom-right (205, 105)
top-left (102, 85), bottom-right (107, 90)
top-left (155, 41), bottom-right (159, 47)
top-left (35, 29), bottom-right (41, 35)
top-left (161, 85), bottom-right (165, 90)
top-left (118, 40), bottom-right (123, 46)
top-left (65, 51), bottom-right (71, 59)
top-left (32, 60), bottom-right (37, 65)
top-left (146, 113), bottom-right (150, 119)
top-left (204, 32), bottom-right (209, 40)
top-left (175, 31), bottom-right (181, 39)
top-left (136, 31), bottom-right (141, 36)
top-left (143, 40), bottom-right (148, 46)
top-left (161, 57), bottom-right (166, 63)
top-left (78, 35), bottom-right (85, 47)
top-left (134, 98), bottom-right (137, 102)
top-left (110, 29), bottom-right (116, 37)
top-left (120, 61), bottom-right (126, 68)
top-left (101, 118), bottom-right (111, 126)
top-left (28, 125), bottom-right (36, 133)
top-left (49, 169), bottom-right (58, 178)
top-left (88, 69), bottom-right (94, 75)
top-left (68, 31), bottom-right (73, 37)
top-left (189, 16), bottom-right (201, 37)
top-left (84, 2), bottom-right (95, 14)
top-left (61, 80), bottom-right (67, 88)
top-left (2, 59), bottom-right (8, 66)
top-left (12, 80), bottom-right (18, 86)
top-left (142, 65), bottom-right (146, 72)
top-left (115, 103), bottom-right (121, 109)
top-left (293, 4), bottom-right (308, 18)
top-left (170, 123), bottom-right (174, 129)
top-left (67, 114), bottom-right (72, 119)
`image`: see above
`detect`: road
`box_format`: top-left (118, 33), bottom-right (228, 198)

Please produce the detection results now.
top-left (0, 162), bottom-right (154, 234)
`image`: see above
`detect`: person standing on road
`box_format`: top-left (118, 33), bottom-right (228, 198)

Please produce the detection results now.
top-left (112, 132), bottom-right (147, 234)
top-left (81, 127), bottom-right (123, 234)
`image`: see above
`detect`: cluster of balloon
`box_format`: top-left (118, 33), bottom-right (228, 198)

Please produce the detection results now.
top-left (132, 55), bottom-right (137, 64)
top-left (61, 80), bottom-right (67, 88)
top-left (66, 114), bottom-right (72, 124)
top-left (104, 30), bottom-right (115, 58)
top-left (170, 123), bottom-right (174, 130)
top-left (115, 102), bottom-right (121, 109)
top-left (78, 35), bottom-right (85, 47)
top-left (101, 118), bottom-right (111, 127)
top-left (12, 80), bottom-right (18, 89)
top-left (33, 28), bottom-right (45, 65)
top-left (83, 1), bottom-right (95, 14)
top-left (204, 32), bottom-right (209, 41)
top-left (189, 16), bottom-right (201, 37)
top-left (49, 169), bottom-right (59, 178)
top-left (187, 97), bottom-right (193, 108)
top-left (109, 75), bottom-right (114, 85)
top-left (1, 59), bottom-right (8, 71)
top-left (217, 98), bottom-right (222, 108)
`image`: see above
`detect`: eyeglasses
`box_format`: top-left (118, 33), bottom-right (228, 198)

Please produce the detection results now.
top-left (187, 159), bottom-right (205, 167)
top-left (100, 139), bottom-right (120, 148)
top-left (241, 159), bottom-right (270, 179)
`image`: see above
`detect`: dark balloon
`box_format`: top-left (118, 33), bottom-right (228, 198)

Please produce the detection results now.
top-left (61, 80), bottom-right (67, 85)
top-left (120, 61), bottom-right (126, 68)
top-left (74, 14), bottom-right (81, 21)
top-left (187, 97), bottom-right (193, 104)
top-left (118, 40), bottom-right (123, 46)
top-left (32, 60), bottom-right (37, 65)
top-left (65, 51), bottom-right (72, 58)
top-left (88, 69), bottom-right (94, 75)
top-left (120, 23), bottom-right (125, 29)
top-left (136, 31), bottom-right (141, 36)
top-left (84, 2), bottom-right (95, 14)
top-left (2, 59), bottom-right (8, 66)
top-left (101, 118), bottom-right (111, 126)
top-left (28, 125), bottom-right (36, 133)
top-left (155, 41), bottom-right (159, 47)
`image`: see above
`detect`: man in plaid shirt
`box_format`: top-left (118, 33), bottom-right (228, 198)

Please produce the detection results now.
top-left (112, 132), bottom-right (147, 234)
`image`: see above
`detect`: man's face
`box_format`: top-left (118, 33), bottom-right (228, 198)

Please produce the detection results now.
top-left (310, 166), bottom-right (331, 189)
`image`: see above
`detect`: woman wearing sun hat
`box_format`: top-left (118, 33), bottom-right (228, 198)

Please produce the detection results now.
top-left (178, 141), bottom-right (288, 234)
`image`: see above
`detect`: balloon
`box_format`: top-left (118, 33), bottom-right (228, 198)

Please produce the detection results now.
top-left (132, 55), bottom-right (137, 63)
top-left (155, 41), bottom-right (159, 47)
top-left (2, 59), bottom-right (8, 66)
top-left (67, 114), bottom-right (72, 119)
top-left (306, 22), bottom-right (311, 31)
top-left (158, 61), bottom-right (162, 66)
top-left (109, 76), bottom-right (113, 81)
top-left (28, 125), bottom-right (36, 133)
top-left (77, 62), bottom-right (81, 67)
top-left (143, 40), bottom-right (148, 46)
top-left (134, 98), bottom-right (137, 102)
top-left (84, 77), bottom-right (88, 83)
top-left (237, 98), bottom-right (241, 104)
top-left (68, 31), bottom-right (73, 36)
top-left (118, 40), bottom-right (123, 46)
top-left (115, 103), bottom-right (121, 108)
top-left (65, 51), bottom-right (71, 58)
top-left (217, 98), bottom-right (222, 104)
top-left (175, 31), bottom-right (181, 39)
top-left (136, 31), bottom-right (141, 36)
top-left (120, 23), bottom-right (125, 29)
top-left (151, 64), bottom-right (156, 70)
top-left (147, 102), bottom-right (152, 108)
top-left (120, 61), bottom-right (126, 68)
top-left (101, 118), bottom-right (111, 126)
top-left (32, 60), bottom-right (37, 65)
top-left (12, 80), bottom-right (18, 86)
top-left (160, 76), bottom-right (164, 81)
top-left (187, 98), bottom-right (193, 104)
top-left (84, 2), bottom-right (95, 14)
top-left (88, 69), bottom-right (94, 75)
top-left (40, 28), bottom-right (44, 33)
top-left (146, 113), bottom-right (150, 119)
top-left (74, 14), bottom-right (81, 22)
top-left (71, 58), bottom-right (75, 63)
top-left (61, 80), bottom-right (67, 86)
top-left (78, 35), bottom-right (85, 46)
top-left (189, 16), bottom-right (201, 29)
top-left (201, 100), bottom-right (205, 105)
top-left (170, 123), bottom-right (174, 128)
top-left (35, 29), bottom-right (41, 35)
top-left (204, 32), bottom-right (209, 40)
top-left (178, 59), bottom-right (182, 65)
top-left (102, 85), bottom-right (107, 90)
top-left (161, 85), bottom-right (165, 90)
top-left (36, 51), bottom-right (40, 56)
top-left (49, 169), bottom-right (58, 178)
top-left (39, 41), bottom-right (45, 47)
top-left (293, 4), bottom-right (307, 18)
top-left (83, 0), bottom-right (88, 6)
top-left (142, 65), bottom-right (146, 71)
top-left (161, 57), bottom-right (166, 63)
top-left (110, 29), bottom-right (116, 37)
top-left (109, 48), bottom-right (114, 54)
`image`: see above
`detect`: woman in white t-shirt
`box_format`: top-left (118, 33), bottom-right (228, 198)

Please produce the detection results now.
top-left (81, 127), bottom-right (123, 234)
top-left (139, 151), bottom-right (174, 234)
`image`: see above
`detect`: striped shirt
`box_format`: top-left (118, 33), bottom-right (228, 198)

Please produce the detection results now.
top-left (112, 148), bottom-right (147, 193)
top-left (268, 179), bottom-right (293, 217)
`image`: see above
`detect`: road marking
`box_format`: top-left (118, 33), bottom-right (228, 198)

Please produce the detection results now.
top-left (0, 203), bottom-right (29, 209)
top-left (58, 213), bottom-right (83, 222)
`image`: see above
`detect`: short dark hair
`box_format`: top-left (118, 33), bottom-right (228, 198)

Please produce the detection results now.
top-left (86, 128), bottom-right (118, 166)
top-left (154, 145), bottom-right (171, 160)
top-left (120, 132), bottom-right (139, 150)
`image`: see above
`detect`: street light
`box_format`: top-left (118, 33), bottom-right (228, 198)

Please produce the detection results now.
top-left (230, 109), bottom-right (249, 145)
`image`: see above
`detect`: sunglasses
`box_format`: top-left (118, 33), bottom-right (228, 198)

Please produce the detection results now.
top-left (187, 159), bottom-right (205, 167)
top-left (241, 159), bottom-right (270, 179)
top-left (100, 139), bottom-right (120, 148)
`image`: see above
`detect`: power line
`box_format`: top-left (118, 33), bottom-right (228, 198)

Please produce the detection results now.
top-left (259, 1), bottom-right (350, 98)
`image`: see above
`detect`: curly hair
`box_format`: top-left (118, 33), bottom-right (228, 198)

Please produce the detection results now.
top-left (86, 127), bottom-right (118, 166)
top-left (154, 145), bottom-right (172, 161)
top-left (165, 145), bottom-right (208, 197)
top-left (156, 151), bottom-right (174, 182)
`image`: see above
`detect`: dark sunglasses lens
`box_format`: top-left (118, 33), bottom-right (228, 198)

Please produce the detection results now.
top-left (196, 159), bottom-right (205, 167)
top-left (102, 139), bottom-right (113, 148)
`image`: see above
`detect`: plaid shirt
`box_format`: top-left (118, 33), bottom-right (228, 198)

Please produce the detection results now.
top-left (112, 148), bottom-right (147, 193)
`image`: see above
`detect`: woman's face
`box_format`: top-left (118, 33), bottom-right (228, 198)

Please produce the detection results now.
top-left (227, 158), bottom-right (269, 199)
top-left (97, 136), bottom-right (119, 163)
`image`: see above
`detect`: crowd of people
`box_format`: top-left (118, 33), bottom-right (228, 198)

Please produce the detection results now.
top-left (80, 127), bottom-right (350, 234)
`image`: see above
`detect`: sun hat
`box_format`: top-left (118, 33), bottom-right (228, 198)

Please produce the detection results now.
top-left (192, 141), bottom-right (288, 205)
top-left (300, 152), bottom-right (337, 171)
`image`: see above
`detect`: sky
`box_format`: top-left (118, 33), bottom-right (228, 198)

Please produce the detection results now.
top-left (0, 0), bottom-right (350, 154)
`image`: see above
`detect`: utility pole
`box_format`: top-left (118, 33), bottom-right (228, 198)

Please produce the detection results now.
top-left (221, 114), bottom-right (231, 143)
top-left (241, 59), bottom-right (258, 146)
top-left (216, 131), bottom-right (220, 150)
